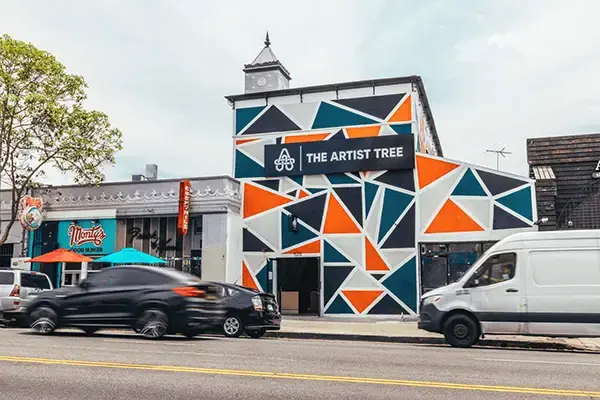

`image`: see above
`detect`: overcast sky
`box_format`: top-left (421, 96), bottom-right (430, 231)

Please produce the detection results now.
top-left (2, 0), bottom-right (600, 183)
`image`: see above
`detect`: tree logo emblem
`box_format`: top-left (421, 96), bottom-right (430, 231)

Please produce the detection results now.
top-left (274, 148), bottom-right (295, 172)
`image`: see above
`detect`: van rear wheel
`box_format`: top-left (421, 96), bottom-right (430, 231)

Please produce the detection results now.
top-left (443, 314), bottom-right (479, 348)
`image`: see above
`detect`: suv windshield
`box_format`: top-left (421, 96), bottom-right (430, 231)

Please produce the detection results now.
top-left (21, 273), bottom-right (51, 290)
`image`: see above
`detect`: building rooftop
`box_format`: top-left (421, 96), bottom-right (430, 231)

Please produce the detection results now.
top-left (225, 75), bottom-right (443, 156)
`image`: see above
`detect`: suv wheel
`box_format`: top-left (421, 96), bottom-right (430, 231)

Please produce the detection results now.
top-left (30, 307), bottom-right (57, 335)
top-left (223, 315), bottom-right (243, 338)
top-left (136, 309), bottom-right (168, 339)
top-left (443, 314), bottom-right (479, 348)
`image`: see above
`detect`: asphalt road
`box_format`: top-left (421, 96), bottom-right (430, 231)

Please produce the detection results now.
top-left (0, 328), bottom-right (599, 399)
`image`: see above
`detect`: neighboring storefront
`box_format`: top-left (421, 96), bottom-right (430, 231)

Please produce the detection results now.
top-left (27, 175), bottom-right (241, 287)
top-left (226, 38), bottom-right (538, 317)
top-left (527, 132), bottom-right (600, 231)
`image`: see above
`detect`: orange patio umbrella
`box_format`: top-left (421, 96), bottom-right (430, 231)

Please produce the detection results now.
top-left (28, 248), bottom-right (93, 263)
top-left (27, 249), bottom-right (93, 286)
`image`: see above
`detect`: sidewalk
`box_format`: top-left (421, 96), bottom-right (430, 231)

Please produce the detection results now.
top-left (270, 316), bottom-right (600, 352)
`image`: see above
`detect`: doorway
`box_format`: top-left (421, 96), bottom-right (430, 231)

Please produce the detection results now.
top-left (276, 257), bottom-right (320, 315)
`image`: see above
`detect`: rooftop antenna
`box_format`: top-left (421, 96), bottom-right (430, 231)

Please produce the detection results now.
top-left (486, 147), bottom-right (511, 170)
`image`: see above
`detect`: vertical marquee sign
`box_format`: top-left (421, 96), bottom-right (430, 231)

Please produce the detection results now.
top-left (177, 180), bottom-right (191, 236)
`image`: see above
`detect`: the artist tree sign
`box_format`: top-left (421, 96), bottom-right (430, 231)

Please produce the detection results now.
top-left (0, 34), bottom-right (123, 245)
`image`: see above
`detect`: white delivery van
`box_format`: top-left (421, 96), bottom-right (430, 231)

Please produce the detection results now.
top-left (418, 229), bottom-right (600, 348)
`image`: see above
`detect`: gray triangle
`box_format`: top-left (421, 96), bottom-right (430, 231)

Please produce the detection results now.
top-left (279, 102), bottom-right (320, 130)
top-left (366, 189), bottom-right (383, 241)
top-left (240, 137), bottom-right (274, 165)
top-left (246, 211), bottom-right (279, 250)
top-left (281, 178), bottom-right (299, 193)
top-left (453, 197), bottom-right (491, 229)
top-left (326, 234), bottom-right (363, 266)
top-left (419, 168), bottom-right (463, 233)
top-left (345, 268), bottom-right (380, 289)
top-left (380, 249), bottom-right (415, 269)
top-left (245, 254), bottom-right (268, 273)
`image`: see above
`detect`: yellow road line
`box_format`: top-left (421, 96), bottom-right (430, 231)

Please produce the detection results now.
top-left (0, 355), bottom-right (598, 397)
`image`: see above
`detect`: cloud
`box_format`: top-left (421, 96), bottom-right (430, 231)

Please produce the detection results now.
top-left (2, 0), bottom-right (600, 182)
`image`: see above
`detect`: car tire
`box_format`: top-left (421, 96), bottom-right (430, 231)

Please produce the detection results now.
top-left (223, 315), bottom-right (243, 338)
top-left (30, 306), bottom-right (58, 335)
top-left (136, 309), bottom-right (168, 339)
top-left (443, 314), bottom-right (480, 348)
top-left (82, 327), bottom-right (99, 335)
top-left (246, 328), bottom-right (266, 339)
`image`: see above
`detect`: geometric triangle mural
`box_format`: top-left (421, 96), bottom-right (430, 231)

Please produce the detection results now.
top-left (416, 155), bottom-right (460, 189)
top-left (312, 102), bottom-right (379, 130)
top-left (333, 93), bottom-right (405, 120)
top-left (425, 199), bottom-right (484, 234)
top-left (452, 168), bottom-right (487, 196)
top-left (493, 205), bottom-right (532, 230)
top-left (497, 186), bottom-right (533, 221)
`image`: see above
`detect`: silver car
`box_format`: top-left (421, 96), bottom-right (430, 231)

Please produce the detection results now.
top-left (0, 268), bottom-right (53, 326)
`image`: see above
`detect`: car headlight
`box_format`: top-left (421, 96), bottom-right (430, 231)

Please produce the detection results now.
top-left (422, 295), bottom-right (442, 305)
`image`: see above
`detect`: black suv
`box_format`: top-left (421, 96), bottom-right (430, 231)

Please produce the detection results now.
top-left (26, 266), bottom-right (226, 339)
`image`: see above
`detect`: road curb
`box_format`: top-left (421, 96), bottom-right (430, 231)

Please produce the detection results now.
top-left (267, 331), bottom-right (587, 352)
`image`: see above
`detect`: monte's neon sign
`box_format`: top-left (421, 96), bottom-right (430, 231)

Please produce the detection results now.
top-left (68, 225), bottom-right (107, 247)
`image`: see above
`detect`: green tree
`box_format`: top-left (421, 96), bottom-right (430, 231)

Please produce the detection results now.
top-left (0, 34), bottom-right (123, 246)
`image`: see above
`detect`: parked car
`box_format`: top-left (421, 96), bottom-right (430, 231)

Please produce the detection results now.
top-left (25, 265), bottom-right (226, 339)
top-left (209, 282), bottom-right (281, 338)
top-left (418, 229), bottom-right (600, 348)
top-left (0, 267), bottom-right (53, 326)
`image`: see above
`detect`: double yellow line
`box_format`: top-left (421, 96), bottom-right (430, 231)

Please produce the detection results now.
top-left (0, 355), bottom-right (598, 397)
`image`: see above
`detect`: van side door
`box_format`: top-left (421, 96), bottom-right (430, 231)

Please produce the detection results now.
top-left (464, 251), bottom-right (526, 334)
top-left (526, 248), bottom-right (600, 337)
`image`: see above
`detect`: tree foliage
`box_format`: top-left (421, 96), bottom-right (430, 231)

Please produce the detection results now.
top-left (0, 34), bottom-right (123, 245)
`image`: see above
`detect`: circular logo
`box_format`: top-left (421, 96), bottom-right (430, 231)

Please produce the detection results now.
top-left (257, 77), bottom-right (267, 87)
top-left (20, 206), bottom-right (43, 231)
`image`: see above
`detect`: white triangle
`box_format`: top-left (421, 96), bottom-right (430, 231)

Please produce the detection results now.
top-left (240, 137), bottom-right (274, 165)
top-left (246, 211), bottom-right (280, 250)
top-left (453, 197), bottom-right (491, 229)
top-left (345, 268), bottom-right (380, 289)
top-left (419, 167), bottom-right (463, 232)
top-left (280, 178), bottom-right (299, 194)
top-left (379, 125), bottom-right (396, 136)
top-left (244, 254), bottom-right (268, 273)
top-left (325, 234), bottom-right (363, 266)
top-left (279, 102), bottom-right (320, 130)
top-left (366, 189), bottom-right (383, 241)
top-left (380, 249), bottom-right (415, 270)
top-left (304, 174), bottom-right (329, 187)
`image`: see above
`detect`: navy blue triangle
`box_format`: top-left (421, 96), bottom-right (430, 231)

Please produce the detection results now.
top-left (334, 187), bottom-right (363, 226)
top-left (324, 266), bottom-right (353, 305)
top-left (243, 228), bottom-right (274, 252)
top-left (284, 192), bottom-right (327, 232)
top-left (254, 179), bottom-right (279, 192)
top-left (243, 106), bottom-right (301, 135)
top-left (324, 241), bottom-right (350, 263)
top-left (281, 213), bottom-right (317, 250)
top-left (364, 182), bottom-right (379, 218)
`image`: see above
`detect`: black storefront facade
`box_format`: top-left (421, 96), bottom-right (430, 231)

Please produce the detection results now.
top-left (527, 132), bottom-right (600, 230)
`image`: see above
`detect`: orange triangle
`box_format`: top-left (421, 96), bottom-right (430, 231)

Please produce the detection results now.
top-left (284, 132), bottom-right (330, 144)
top-left (425, 199), bottom-right (485, 234)
top-left (323, 193), bottom-right (361, 234)
top-left (360, 171), bottom-right (369, 179)
top-left (236, 138), bottom-right (260, 145)
top-left (243, 182), bottom-right (293, 219)
top-left (298, 189), bottom-right (311, 199)
top-left (242, 261), bottom-right (259, 290)
top-left (346, 126), bottom-right (380, 139)
top-left (365, 237), bottom-right (390, 271)
top-left (416, 154), bottom-right (460, 189)
top-left (342, 290), bottom-right (383, 313)
top-left (388, 95), bottom-right (412, 123)
top-left (284, 239), bottom-right (321, 254)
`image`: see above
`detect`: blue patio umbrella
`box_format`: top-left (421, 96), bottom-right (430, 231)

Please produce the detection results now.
top-left (94, 248), bottom-right (167, 265)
